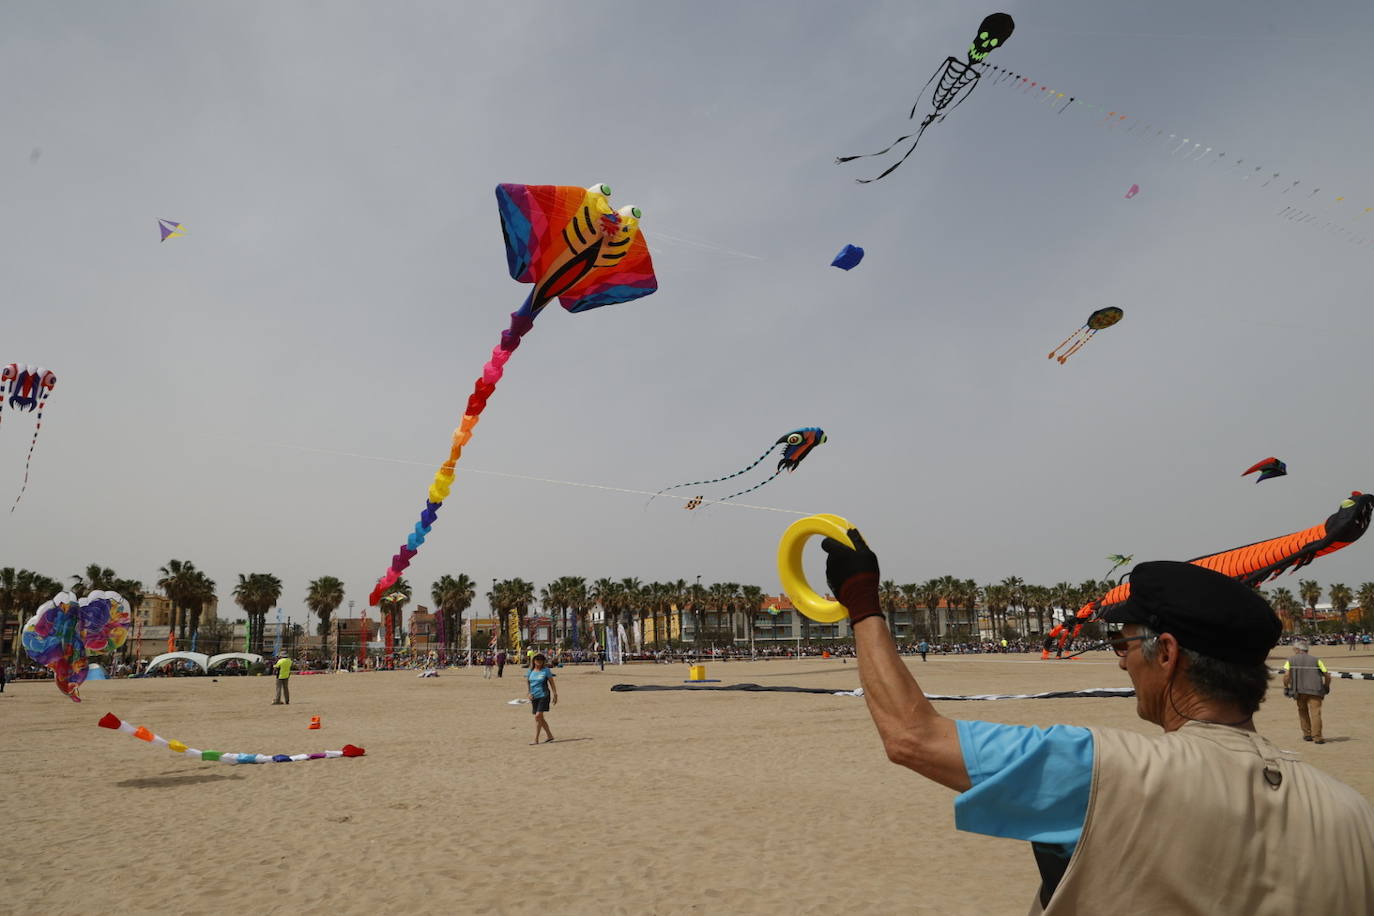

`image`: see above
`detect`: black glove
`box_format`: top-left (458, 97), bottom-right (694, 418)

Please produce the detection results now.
top-left (821, 528), bottom-right (883, 625)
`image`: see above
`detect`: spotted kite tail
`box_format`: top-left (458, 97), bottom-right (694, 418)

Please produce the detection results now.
top-left (10, 395), bottom-right (50, 512)
top-left (646, 443), bottom-right (779, 508)
top-left (367, 306), bottom-right (536, 607)
top-left (706, 467), bottom-right (786, 506)
top-left (1077, 491), bottom-right (1374, 622)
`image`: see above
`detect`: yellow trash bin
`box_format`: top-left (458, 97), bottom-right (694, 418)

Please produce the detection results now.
top-left (689, 665), bottom-right (706, 682)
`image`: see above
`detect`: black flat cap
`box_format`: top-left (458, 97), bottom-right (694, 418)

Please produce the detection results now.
top-left (1101, 560), bottom-right (1281, 665)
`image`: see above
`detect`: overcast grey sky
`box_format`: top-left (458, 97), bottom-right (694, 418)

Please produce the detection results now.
top-left (3, 0), bottom-right (1372, 626)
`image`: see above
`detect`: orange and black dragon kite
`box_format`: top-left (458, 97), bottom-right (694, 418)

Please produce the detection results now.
top-left (1049, 491), bottom-right (1374, 651)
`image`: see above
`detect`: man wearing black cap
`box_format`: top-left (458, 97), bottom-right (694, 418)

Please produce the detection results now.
top-left (823, 530), bottom-right (1374, 914)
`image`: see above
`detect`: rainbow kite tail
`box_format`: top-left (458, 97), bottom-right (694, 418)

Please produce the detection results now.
top-left (367, 307), bottom-right (536, 607)
top-left (98, 713), bottom-right (365, 762)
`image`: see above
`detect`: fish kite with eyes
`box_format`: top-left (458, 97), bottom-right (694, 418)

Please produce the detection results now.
top-left (652, 428), bottom-right (827, 508)
top-left (365, 183), bottom-right (657, 609)
top-left (837, 13), bottom-right (1015, 182)
top-left (1242, 457), bottom-right (1287, 483)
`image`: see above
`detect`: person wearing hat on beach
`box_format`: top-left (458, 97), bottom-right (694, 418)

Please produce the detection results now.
top-left (526, 653), bottom-right (557, 744)
top-left (823, 530), bottom-right (1374, 914)
top-left (272, 652), bottom-right (292, 705)
top-left (1281, 638), bottom-right (1331, 744)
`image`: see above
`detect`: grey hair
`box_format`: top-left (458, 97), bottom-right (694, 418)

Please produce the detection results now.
top-left (1290, 638), bottom-right (1310, 652)
top-left (1136, 626), bottom-right (1271, 715)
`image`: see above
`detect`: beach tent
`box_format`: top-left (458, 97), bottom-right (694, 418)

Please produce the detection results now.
top-left (144, 652), bottom-right (210, 675)
top-left (208, 652), bottom-right (263, 671)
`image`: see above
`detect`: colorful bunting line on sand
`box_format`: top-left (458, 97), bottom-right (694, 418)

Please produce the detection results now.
top-left (98, 713), bottom-right (365, 763)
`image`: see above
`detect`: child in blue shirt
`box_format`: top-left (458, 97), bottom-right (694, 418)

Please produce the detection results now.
top-left (527, 653), bottom-right (558, 745)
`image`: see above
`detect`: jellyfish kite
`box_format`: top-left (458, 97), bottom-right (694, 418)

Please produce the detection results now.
top-left (22, 591), bottom-right (131, 702)
top-left (1047, 307), bottom-right (1123, 364)
top-left (1, 363), bottom-right (56, 510)
top-left (652, 428), bottom-right (827, 508)
top-left (366, 184), bottom-right (657, 609)
top-left (1243, 457), bottom-right (1287, 483)
top-left (158, 219), bottom-right (186, 242)
top-left (836, 13), bottom-right (1014, 183)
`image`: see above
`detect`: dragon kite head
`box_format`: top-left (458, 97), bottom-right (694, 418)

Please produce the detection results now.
top-left (1326, 492), bottom-right (1374, 544)
top-left (968, 13), bottom-right (1015, 63)
top-left (4, 364), bottom-right (56, 411)
top-left (776, 427), bottom-right (827, 472)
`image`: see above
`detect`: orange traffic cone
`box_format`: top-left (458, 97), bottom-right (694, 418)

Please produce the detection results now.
top-left (308, 716), bottom-right (321, 730)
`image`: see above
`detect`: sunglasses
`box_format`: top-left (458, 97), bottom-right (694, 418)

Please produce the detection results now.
top-left (1107, 632), bottom-right (1151, 657)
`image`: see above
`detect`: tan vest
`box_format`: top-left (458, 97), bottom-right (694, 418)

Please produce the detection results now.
top-left (1032, 722), bottom-right (1374, 915)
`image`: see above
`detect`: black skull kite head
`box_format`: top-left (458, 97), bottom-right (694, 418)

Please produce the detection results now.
top-left (968, 13), bottom-right (1014, 63)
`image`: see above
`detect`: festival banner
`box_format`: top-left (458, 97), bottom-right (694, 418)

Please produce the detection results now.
top-left (508, 611), bottom-right (521, 655)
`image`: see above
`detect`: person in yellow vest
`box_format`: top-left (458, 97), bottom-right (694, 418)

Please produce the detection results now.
top-left (1281, 638), bottom-right (1331, 744)
top-left (271, 652), bottom-right (292, 705)
top-left (822, 531), bottom-right (1374, 914)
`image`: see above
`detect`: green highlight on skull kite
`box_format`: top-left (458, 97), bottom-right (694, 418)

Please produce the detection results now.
top-left (968, 13), bottom-right (1015, 63)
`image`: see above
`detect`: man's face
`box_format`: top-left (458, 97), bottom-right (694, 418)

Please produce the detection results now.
top-left (1118, 624), bottom-right (1168, 726)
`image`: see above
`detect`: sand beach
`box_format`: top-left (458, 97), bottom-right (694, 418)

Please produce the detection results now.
top-left (4, 648), bottom-right (1372, 915)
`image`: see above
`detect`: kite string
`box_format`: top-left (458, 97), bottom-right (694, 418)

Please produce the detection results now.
top-left (223, 437), bottom-right (810, 517)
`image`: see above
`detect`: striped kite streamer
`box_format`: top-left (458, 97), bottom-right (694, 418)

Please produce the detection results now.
top-left (98, 713), bottom-right (364, 763)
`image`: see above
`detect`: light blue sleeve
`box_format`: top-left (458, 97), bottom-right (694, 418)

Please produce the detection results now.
top-left (953, 720), bottom-right (1094, 849)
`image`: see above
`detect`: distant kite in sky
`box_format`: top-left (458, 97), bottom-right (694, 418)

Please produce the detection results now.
top-left (684, 496), bottom-right (704, 511)
top-left (365, 183), bottom-right (657, 610)
top-left (1243, 457), bottom-right (1288, 483)
top-left (1047, 307), bottom-right (1124, 364)
top-left (1125, 184), bottom-right (1140, 199)
top-left (831, 245), bottom-right (865, 270)
top-left (836, 13), bottom-right (1014, 182)
top-left (1, 363), bottom-right (56, 510)
top-left (158, 219), bottom-right (186, 242)
top-left (652, 428), bottom-right (827, 507)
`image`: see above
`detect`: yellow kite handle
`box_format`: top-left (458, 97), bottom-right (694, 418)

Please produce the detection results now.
top-left (777, 514), bottom-right (855, 623)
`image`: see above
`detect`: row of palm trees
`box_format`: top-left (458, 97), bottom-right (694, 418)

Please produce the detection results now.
top-left (5, 561), bottom-right (1371, 661)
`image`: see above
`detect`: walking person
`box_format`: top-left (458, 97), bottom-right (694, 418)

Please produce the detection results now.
top-left (526, 653), bottom-right (558, 745)
top-left (917, 640), bottom-right (929, 662)
top-left (496, 649), bottom-right (506, 678)
top-left (271, 652), bottom-right (292, 705)
top-left (1283, 638), bottom-right (1332, 744)
top-left (482, 651), bottom-right (494, 679)
top-left (0, 661), bottom-right (7, 693)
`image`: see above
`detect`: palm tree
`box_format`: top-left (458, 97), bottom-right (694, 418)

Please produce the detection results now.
top-left (70, 564), bottom-right (118, 597)
top-left (1267, 587), bottom-right (1299, 632)
top-left (1328, 583), bottom-right (1353, 628)
top-left (307, 576), bottom-right (346, 658)
top-left (432, 574), bottom-right (475, 656)
top-left (998, 576), bottom-right (1025, 639)
top-left (158, 559), bottom-right (200, 644)
top-left (380, 579), bottom-right (412, 651)
top-left (917, 579), bottom-right (942, 639)
top-left (740, 584), bottom-right (765, 655)
top-left (619, 577), bottom-right (644, 649)
top-left (186, 570), bottom-right (218, 649)
top-left (959, 580), bottom-right (981, 641)
top-left (233, 573), bottom-right (284, 655)
top-left (1357, 583), bottom-right (1374, 631)
top-left (1298, 580), bottom-right (1323, 634)
top-left (1, 568), bottom-right (63, 660)
top-left (983, 584), bottom-right (1009, 641)
top-left (590, 578), bottom-right (619, 648)
top-left (879, 580), bottom-right (901, 638)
